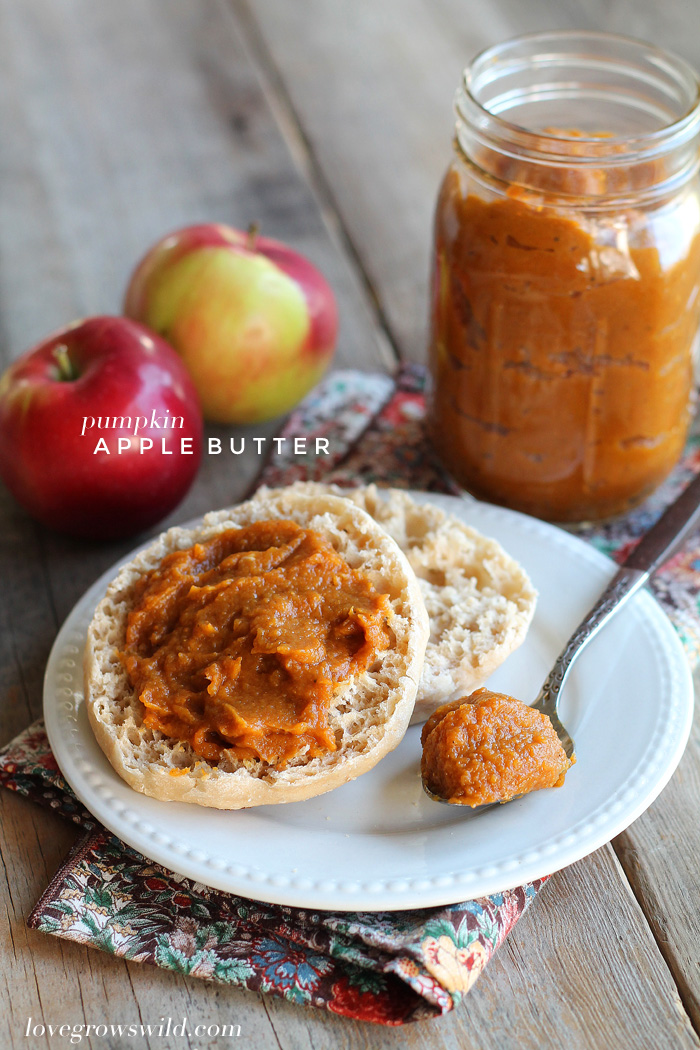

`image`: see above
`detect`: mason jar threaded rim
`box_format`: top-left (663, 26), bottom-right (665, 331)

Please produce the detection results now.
top-left (455, 31), bottom-right (700, 200)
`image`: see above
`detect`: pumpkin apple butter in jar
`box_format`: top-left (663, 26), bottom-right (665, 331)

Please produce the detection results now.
top-left (428, 33), bottom-right (700, 522)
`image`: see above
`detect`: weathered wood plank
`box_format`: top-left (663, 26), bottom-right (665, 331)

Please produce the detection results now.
top-left (612, 686), bottom-right (700, 1029)
top-left (557, 0), bottom-right (700, 55)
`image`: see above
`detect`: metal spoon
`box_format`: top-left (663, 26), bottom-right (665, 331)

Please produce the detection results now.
top-left (422, 470), bottom-right (700, 810)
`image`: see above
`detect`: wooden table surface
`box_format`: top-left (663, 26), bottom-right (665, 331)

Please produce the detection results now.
top-left (1, 1), bottom-right (700, 1047)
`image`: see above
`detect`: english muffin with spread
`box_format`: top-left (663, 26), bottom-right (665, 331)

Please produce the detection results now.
top-left (84, 490), bottom-right (429, 808)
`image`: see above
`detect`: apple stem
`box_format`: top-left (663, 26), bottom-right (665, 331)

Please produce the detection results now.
top-left (52, 344), bottom-right (78, 382)
top-left (246, 222), bottom-right (260, 251)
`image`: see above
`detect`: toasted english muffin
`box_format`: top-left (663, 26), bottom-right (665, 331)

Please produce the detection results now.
top-left (84, 490), bottom-right (429, 809)
top-left (256, 483), bottom-right (536, 721)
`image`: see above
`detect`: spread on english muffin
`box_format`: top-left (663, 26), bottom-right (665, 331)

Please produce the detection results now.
top-left (122, 519), bottom-right (392, 769)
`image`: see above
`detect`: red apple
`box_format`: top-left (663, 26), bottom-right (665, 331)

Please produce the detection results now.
top-left (124, 223), bottom-right (338, 424)
top-left (0, 316), bottom-right (203, 539)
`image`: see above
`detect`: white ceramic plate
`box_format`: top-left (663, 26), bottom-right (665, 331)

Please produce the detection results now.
top-left (44, 492), bottom-right (693, 911)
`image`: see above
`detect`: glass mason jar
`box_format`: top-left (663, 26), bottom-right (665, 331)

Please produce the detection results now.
top-left (427, 32), bottom-right (700, 522)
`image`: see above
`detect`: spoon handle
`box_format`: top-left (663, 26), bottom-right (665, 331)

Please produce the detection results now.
top-left (623, 470), bottom-right (700, 576)
top-left (533, 565), bottom-right (646, 732)
top-left (534, 469), bottom-right (700, 730)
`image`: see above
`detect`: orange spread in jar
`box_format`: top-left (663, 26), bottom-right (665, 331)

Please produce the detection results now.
top-left (429, 158), bottom-right (700, 521)
top-left (421, 689), bottom-right (572, 806)
top-left (122, 520), bottom-right (392, 769)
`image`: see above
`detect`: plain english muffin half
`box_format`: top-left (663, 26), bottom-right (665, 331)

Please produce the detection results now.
top-left (84, 490), bottom-right (429, 809)
top-left (255, 483), bottom-right (537, 722)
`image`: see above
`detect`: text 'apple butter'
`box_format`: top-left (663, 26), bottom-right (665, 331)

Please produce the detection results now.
top-left (122, 520), bottom-right (392, 769)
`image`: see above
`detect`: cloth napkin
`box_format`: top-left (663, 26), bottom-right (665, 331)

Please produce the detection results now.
top-left (2, 364), bottom-right (700, 1026)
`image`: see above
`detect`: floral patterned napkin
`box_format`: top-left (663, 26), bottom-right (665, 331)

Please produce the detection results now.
top-left (2, 364), bottom-right (699, 1025)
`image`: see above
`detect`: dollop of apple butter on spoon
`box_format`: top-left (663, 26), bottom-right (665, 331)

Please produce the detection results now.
top-left (421, 689), bottom-right (572, 808)
top-left (420, 468), bottom-right (700, 811)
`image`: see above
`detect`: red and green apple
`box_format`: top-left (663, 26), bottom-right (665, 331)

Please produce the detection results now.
top-left (123, 223), bottom-right (338, 424)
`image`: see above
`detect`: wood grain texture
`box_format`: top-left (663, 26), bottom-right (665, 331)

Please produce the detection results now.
top-left (1, 0), bottom-right (699, 1047)
top-left (613, 687), bottom-right (700, 1030)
